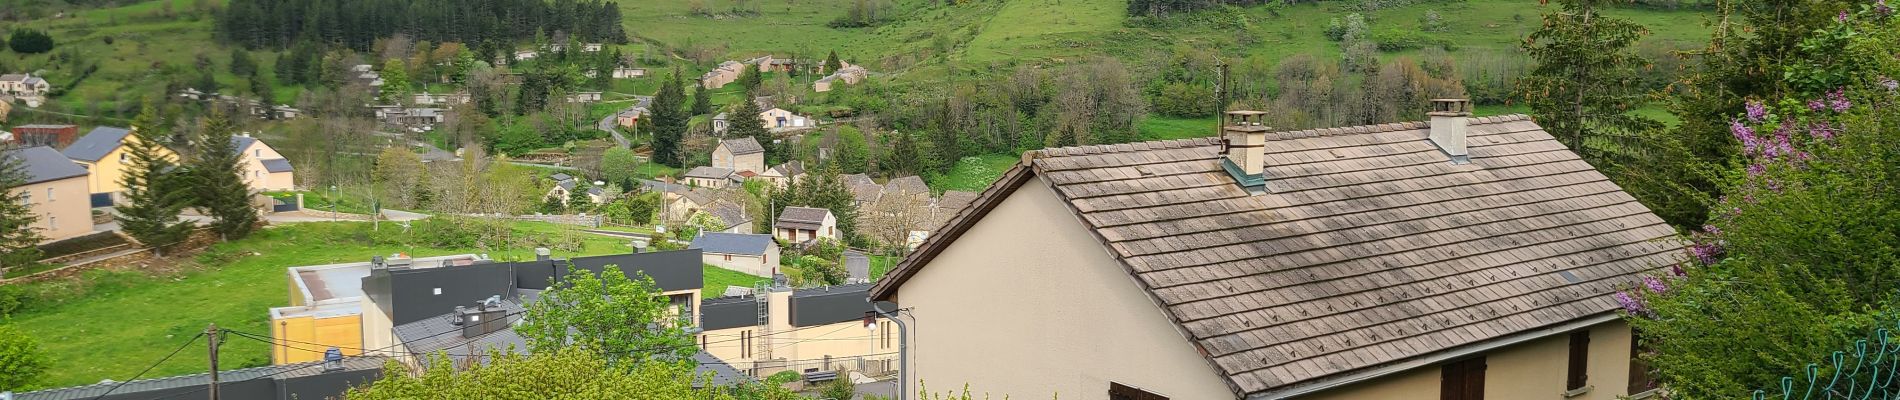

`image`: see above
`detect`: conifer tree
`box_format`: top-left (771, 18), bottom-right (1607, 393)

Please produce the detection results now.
top-left (117, 103), bottom-right (196, 252)
top-left (0, 144), bottom-right (44, 272)
top-left (648, 69), bottom-right (688, 167)
top-left (724, 96), bottom-right (779, 164)
top-left (689, 85), bottom-right (712, 116)
top-left (823, 50), bottom-right (842, 74)
top-left (188, 111), bottom-right (260, 240)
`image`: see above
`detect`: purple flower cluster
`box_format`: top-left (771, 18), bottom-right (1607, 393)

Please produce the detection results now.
top-left (1764, 125), bottom-right (1795, 158)
top-left (1744, 100), bottom-right (1767, 122)
top-left (1670, 264), bottom-right (1687, 277)
top-left (1827, 89), bottom-right (1853, 112)
top-left (1614, 291), bottom-right (1650, 316)
top-left (1808, 121), bottom-right (1839, 141)
top-left (1642, 275), bottom-right (1669, 293)
top-left (1839, 10), bottom-right (1852, 22)
top-left (1878, 0), bottom-right (1893, 17)
top-left (1731, 120), bottom-right (1760, 155)
top-left (1688, 242), bottom-right (1724, 265)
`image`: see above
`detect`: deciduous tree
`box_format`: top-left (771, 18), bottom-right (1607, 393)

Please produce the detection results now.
top-left (518, 265), bottom-right (697, 364)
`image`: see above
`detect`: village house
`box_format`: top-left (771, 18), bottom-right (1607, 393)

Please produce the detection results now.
top-left (616, 108), bottom-right (644, 128)
top-left (232, 134), bottom-right (296, 192)
top-left (5, 146), bottom-right (92, 242)
top-left (713, 137), bottom-right (768, 174)
top-left (514, 50), bottom-right (539, 61)
top-left (712, 112), bottom-right (731, 134)
top-left (613, 66), bottom-right (647, 79)
top-left (702, 200), bottom-right (754, 234)
top-left (868, 102), bottom-right (1681, 400)
top-left (757, 160), bottom-right (805, 188)
top-left (691, 232), bottom-right (780, 277)
top-left (759, 108), bottom-right (815, 131)
top-left (0, 73), bottom-right (51, 96)
top-left (813, 65), bottom-right (868, 93)
top-left (373, 106), bottom-right (445, 127)
top-left (658, 184), bottom-right (716, 222)
top-left (7, 124), bottom-right (78, 148)
top-left (701, 61), bottom-right (746, 89)
top-left (544, 173), bottom-right (606, 205)
top-left (773, 206), bottom-right (838, 243)
top-left (273, 105), bottom-right (302, 119)
top-left (63, 126), bottom-right (176, 205)
top-left (699, 283), bottom-right (900, 378)
top-left (566, 91), bottom-right (603, 103)
top-left (582, 43), bottom-right (604, 52)
top-left (411, 92), bottom-right (472, 106)
top-left (683, 166), bottom-right (737, 189)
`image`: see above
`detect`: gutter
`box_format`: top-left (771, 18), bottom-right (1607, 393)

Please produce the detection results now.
top-left (1247, 312), bottom-right (1622, 400)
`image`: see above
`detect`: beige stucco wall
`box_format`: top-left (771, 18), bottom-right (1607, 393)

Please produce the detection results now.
top-left (19, 176), bottom-right (92, 242)
top-left (702, 247), bottom-right (780, 277)
top-left (237, 139), bottom-right (295, 192)
top-left (760, 109), bottom-right (810, 129)
top-left (1300, 319), bottom-right (1636, 400)
top-left (701, 290), bottom-right (898, 377)
top-left (889, 178), bottom-right (1236, 400)
top-left (712, 145), bottom-right (766, 174)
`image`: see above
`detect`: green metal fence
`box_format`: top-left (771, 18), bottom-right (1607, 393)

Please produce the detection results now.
top-left (1755, 326), bottom-right (1900, 400)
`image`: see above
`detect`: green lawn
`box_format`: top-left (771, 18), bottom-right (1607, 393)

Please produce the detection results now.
top-left (870, 255), bottom-right (899, 281)
top-left (703, 265), bottom-right (771, 298)
top-left (0, 221), bottom-right (746, 391)
top-left (925, 153), bottom-right (1019, 193)
top-left (1140, 116), bottom-right (1219, 141)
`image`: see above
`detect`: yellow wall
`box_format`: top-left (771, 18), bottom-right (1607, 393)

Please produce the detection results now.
top-left (18, 176), bottom-right (93, 242)
top-left (889, 179), bottom-right (1237, 400)
top-left (270, 314), bottom-right (364, 364)
top-left (1301, 319), bottom-right (1637, 400)
top-left (79, 134), bottom-right (173, 195)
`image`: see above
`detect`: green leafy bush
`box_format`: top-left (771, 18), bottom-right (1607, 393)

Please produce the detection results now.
top-left (1371, 30), bottom-right (1450, 52)
top-left (0, 325), bottom-right (50, 391)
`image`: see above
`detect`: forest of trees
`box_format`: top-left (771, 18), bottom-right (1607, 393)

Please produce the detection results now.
top-left (215, 0), bottom-right (628, 53)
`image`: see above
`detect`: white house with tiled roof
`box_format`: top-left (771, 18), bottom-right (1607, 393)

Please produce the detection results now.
top-left (870, 101), bottom-right (1680, 400)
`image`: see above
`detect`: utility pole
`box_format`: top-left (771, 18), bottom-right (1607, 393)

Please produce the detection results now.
top-left (205, 323), bottom-right (220, 400)
top-left (1216, 60), bottom-right (1231, 136)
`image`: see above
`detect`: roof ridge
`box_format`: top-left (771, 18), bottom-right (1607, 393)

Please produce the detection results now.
top-left (1264, 114), bottom-right (1531, 141)
top-left (1031, 137), bottom-right (1220, 158)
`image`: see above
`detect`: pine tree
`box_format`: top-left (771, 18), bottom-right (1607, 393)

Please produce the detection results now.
top-left (885, 130), bottom-right (921, 176)
top-left (725, 96), bottom-right (776, 163)
top-left (230, 48), bottom-right (257, 77)
top-left (823, 50), bottom-right (842, 74)
top-left (689, 85), bottom-right (712, 116)
top-left (0, 144), bottom-right (45, 271)
top-left (250, 72), bottom-right (274, 108)
top-left (648, 69), bottom-right (688, 167)
top-left (737, 65), bottom-right (763, 92)
top-left (117, 103), bottom-right (196, 252)
top-left (196, 68), bottom-right (218, 93)
top-left (188, 111), bottom-right (260, 240)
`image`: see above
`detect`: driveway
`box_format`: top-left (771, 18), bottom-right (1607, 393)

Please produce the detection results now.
top-left (597, 95), bottom-right (653, 148)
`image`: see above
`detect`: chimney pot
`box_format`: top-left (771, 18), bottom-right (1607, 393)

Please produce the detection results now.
top-left (1221, 111), bottom-right (1271, 192)
top-left (1428, 99), bottom-right (1473, 164)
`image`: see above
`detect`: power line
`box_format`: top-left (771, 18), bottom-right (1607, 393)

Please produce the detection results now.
top-left (89, 331), bottom-right (206, 400)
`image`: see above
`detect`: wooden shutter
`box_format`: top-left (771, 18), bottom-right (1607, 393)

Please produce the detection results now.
top-left (1108, 382), bottom-right (1169, 400)
top-left (1441, 356), bottom-right (1486, 400)
top-left (1567, 331), bottom-right (1591, 391)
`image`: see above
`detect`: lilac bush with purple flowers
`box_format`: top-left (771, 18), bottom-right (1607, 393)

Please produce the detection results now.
top-left (1620, 3), bottom-right (1900, 398)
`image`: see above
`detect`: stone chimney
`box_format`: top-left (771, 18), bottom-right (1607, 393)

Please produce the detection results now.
top-left (1428, 99), bottom-right (1473, 164)
top-left (1221, 110), bottom-right (1270, 193)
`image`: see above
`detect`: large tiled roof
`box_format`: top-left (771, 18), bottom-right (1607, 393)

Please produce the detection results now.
top-left (776, 206), bottom-right (831, 231)
top-left (705, 200), bottom-right (751, 229)
top-left (62, 126), bottom-right (132, 162)
top-left (884, 175), bottom-right (929, 196)
top-left (5, 146), bottom-right (87, 184)
top-left (871, 115), bottom-right (1683, 397)
top-left (690, 232), bottom-right (775, 256)
top-left (684, 166), bottom-right (735, 180)
top-left (720, 137), bottom-right (765, 155)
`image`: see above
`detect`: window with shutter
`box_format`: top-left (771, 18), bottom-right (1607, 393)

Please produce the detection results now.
top-left (1568, 331), bottom-right (1591, 391)
top-left (1629, 331), bottom-right (1657, 394)
top-left (1108, 382), bottom-right (1168, 400)
top-left (1441, 356), bottom-right (1487, 400)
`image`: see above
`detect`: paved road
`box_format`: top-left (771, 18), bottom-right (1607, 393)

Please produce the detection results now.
top-left (597, 95), bottom-right (654, 148)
